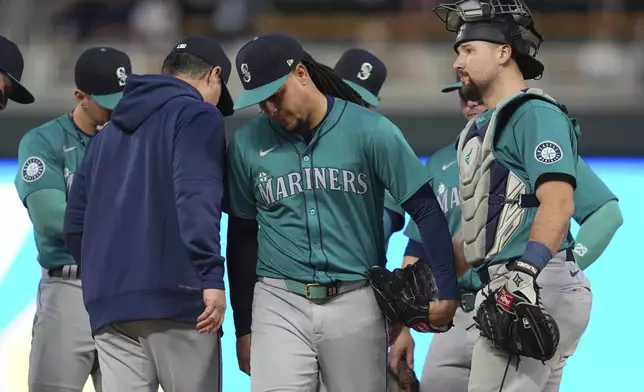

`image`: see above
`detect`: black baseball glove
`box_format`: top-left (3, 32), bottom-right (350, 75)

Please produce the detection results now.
top-left (474, 261), bottom-right (560, 361)
top-left (365, 261), bottom-right (451, 333)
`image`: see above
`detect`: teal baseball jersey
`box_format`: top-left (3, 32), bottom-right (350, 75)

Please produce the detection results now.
top-left (460, 96), bottom-right (579, 266)
top-left (384, 191), bottom-right (405, 217)
top-left (15, 114), bottom-right (91, 269)
top-left (572, 158), bottom-right (618, 223)
top-left (404, 143), bottom-right (460, 242)
top-left (226, 99), bottom-right (431, 284)
top-left (403, 142), bottom-right (481, 290)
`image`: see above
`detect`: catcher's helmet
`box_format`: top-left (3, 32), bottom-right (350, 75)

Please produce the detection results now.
top-left (433, 0), bottom-right (545, 80)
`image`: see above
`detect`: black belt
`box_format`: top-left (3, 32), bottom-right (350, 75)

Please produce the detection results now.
top-left (477, 248), bottom-right (575, 285)
top-left (48, 265), bottom-right (81, 279)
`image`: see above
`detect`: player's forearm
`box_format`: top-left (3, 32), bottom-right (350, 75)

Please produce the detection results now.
top-left (574, 200), bottom-right (623, 270)
top-left (401, 184), bottom-right (459, 300)
top-left (227, 216), bottom-right (259, 338)
top-left (26, 189), bottom-right (67, 238)
top-left (526, 181), bottom-right (575, 270)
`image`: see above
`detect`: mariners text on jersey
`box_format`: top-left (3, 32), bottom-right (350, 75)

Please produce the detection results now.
top-left (257, 168), bottom-right (369, 206)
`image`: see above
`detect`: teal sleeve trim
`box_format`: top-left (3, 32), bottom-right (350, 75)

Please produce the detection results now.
top-left (25, 189), bottom-right (67, 239)
top-left (573, 200), bottom-right (623, 271)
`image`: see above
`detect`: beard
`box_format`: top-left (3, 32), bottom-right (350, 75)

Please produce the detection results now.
top-left (460, 82), bottom-right (483, 103)
top-left (461, 78), bottom-right (485, 101)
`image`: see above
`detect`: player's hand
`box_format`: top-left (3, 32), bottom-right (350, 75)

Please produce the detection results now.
top-left (196, 288), bottom-right (226, 334)
top-left (428, 299), bottom-right (459, 326)
top-left (452, 232), bottom-right (469, 278)
top-left (389, 327), bottom-right (414, 373)
top-left (236, 334), bottom-right (251, 376)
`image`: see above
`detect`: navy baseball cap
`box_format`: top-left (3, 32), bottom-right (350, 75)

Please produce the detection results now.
top-left (334, 48), bottom-right (386, 107)
top-left (75, 47), bottom-right (132, 110)
top-left (233, 33), bottom-right (304, 110)
top-left (0, 36), bottom-right (34, 104)
top-left (168, 36), bottom-right (235, 116)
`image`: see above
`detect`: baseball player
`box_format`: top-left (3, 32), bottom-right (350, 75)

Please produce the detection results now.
top-left (399, 75), bottom-right (623, 391)
top-left (334, 49), bottom-right (418, 392)
top-left (14, 47), bottom-right (131, 392)
top-left (63, 37), bottom-right (234, 392)
top-left (427, 0), bottom-right (597, 390)
top-left (225, 33), bottom-right (459, 392)
top-left (0, 35), bottom-right (35, 110)
top-left (333, 49), bottom-right (406, 249)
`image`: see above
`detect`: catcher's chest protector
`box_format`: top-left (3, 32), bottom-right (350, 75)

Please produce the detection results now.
top-left (456, 89), bottom-right (562, 266)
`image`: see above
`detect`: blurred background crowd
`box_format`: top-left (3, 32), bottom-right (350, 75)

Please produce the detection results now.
top-left (1, 0), bottom-right (643, 155)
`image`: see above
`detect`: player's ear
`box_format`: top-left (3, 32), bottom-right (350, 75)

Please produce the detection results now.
top-left (294, 63), bottom-right (308, 85)
top-left (497, 44), bottom-right (512, 66)
top-left (208, 66), bottom-right (222, 86)
top-left (73, 89), bottom-right (87, 104)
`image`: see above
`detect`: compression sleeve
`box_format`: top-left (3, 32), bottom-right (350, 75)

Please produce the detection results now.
top-left (26, 189), bottom-right (67, 239)
top-left (574, 200), bottom-right (623, 271)
top-left (383, 208), bottom-right (405, 244)
top-left (404, 239), bottom-right (426, 259)
top-left (226, 216), bottom-right (258, 338)
top-left (401, 183), bottom-right (459, 300)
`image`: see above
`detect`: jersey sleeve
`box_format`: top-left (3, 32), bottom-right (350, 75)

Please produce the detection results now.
top-left (14, 130), bottom-right (66, 205)
top-left (383, 191), bottom-right (405, 217)
top-left (366, 116), bottom-right (431, 204)
top-left (511, 102), bottom-right (578, 189)
top-left (226, 134), bottom-right (257, 219)
top-left (572, 158), bottom-right (618, 224)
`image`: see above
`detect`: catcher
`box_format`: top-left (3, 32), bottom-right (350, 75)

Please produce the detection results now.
top-left (368, 1), bottom-right (592, 391)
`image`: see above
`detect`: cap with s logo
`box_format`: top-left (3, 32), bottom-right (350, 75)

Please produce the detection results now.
top-left (0, 36), bottom-right (34, 104)
top-left (441, 72), bottom-right (464, 93)
top-left (333, 48), bottom-right (386, 108)
top-left (167, 36), bottom-right (235, 116)
top-left (75, 47), bottom-right (132, 110)
top-left (233, 33), bottom-right (304, 110)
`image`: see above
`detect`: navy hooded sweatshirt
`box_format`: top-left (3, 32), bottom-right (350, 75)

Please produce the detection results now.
top-left (63, 74), bottom-right (226, 333)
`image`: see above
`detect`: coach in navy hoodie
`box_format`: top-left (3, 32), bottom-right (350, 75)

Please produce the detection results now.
top-left (63, 37), bottom-right (234, 392)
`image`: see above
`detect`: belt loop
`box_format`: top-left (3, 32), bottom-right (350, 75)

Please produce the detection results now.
top-left (62, 265), bottom-right (71, 279)
top-left (70, 265), bottom-right (78, 280)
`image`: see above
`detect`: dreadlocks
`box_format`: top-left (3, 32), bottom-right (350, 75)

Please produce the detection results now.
top-left (300, 52), bottom-right (369, 108)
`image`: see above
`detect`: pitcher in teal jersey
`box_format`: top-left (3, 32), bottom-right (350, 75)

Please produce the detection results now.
top-left (429, 1), bottom-right (620, 390)
top-left (334, 49), bottom-right (406, 251)
top-left (14, 47), bottom-right (131, 392)
top-left (225, 33), bottom-right (459, 392)
top-left (400, 76), bottom-right (623, 391)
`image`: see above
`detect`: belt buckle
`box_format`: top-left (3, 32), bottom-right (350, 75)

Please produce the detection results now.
top-left (304, 283), bottom-right (320, 299)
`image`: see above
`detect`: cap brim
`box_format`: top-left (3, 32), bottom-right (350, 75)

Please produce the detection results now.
top-left (441, 82), bottom-right (463, 93)
top-left (516, 55), bottom-right (545, 80)
top-left (233, 75), bottom-right (288, 111)
top-left (344, 80), bottom-right (379, 107)
top-left (7, 74), bottom-right (35, 104)
top-left (91, 92), bottom-right (124, 110)
top-left (217, 83), bottom-right (235, 117)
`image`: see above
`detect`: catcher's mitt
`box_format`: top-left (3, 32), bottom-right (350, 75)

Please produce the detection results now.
top-left (365, 261), bottom-right (451, 333)
top-left (386, 359), bottom-right (420, 392)
top-left (474, 271), bottom-right (560, 361)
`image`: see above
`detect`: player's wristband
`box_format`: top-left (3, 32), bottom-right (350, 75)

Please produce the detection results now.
top-left (516, 241), bottom-right (553, 275)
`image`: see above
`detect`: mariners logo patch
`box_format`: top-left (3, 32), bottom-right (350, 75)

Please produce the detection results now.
top-left (21, 156), bottom-right (46, 182)
top-left (534, 141), bottom-right (562, 164)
